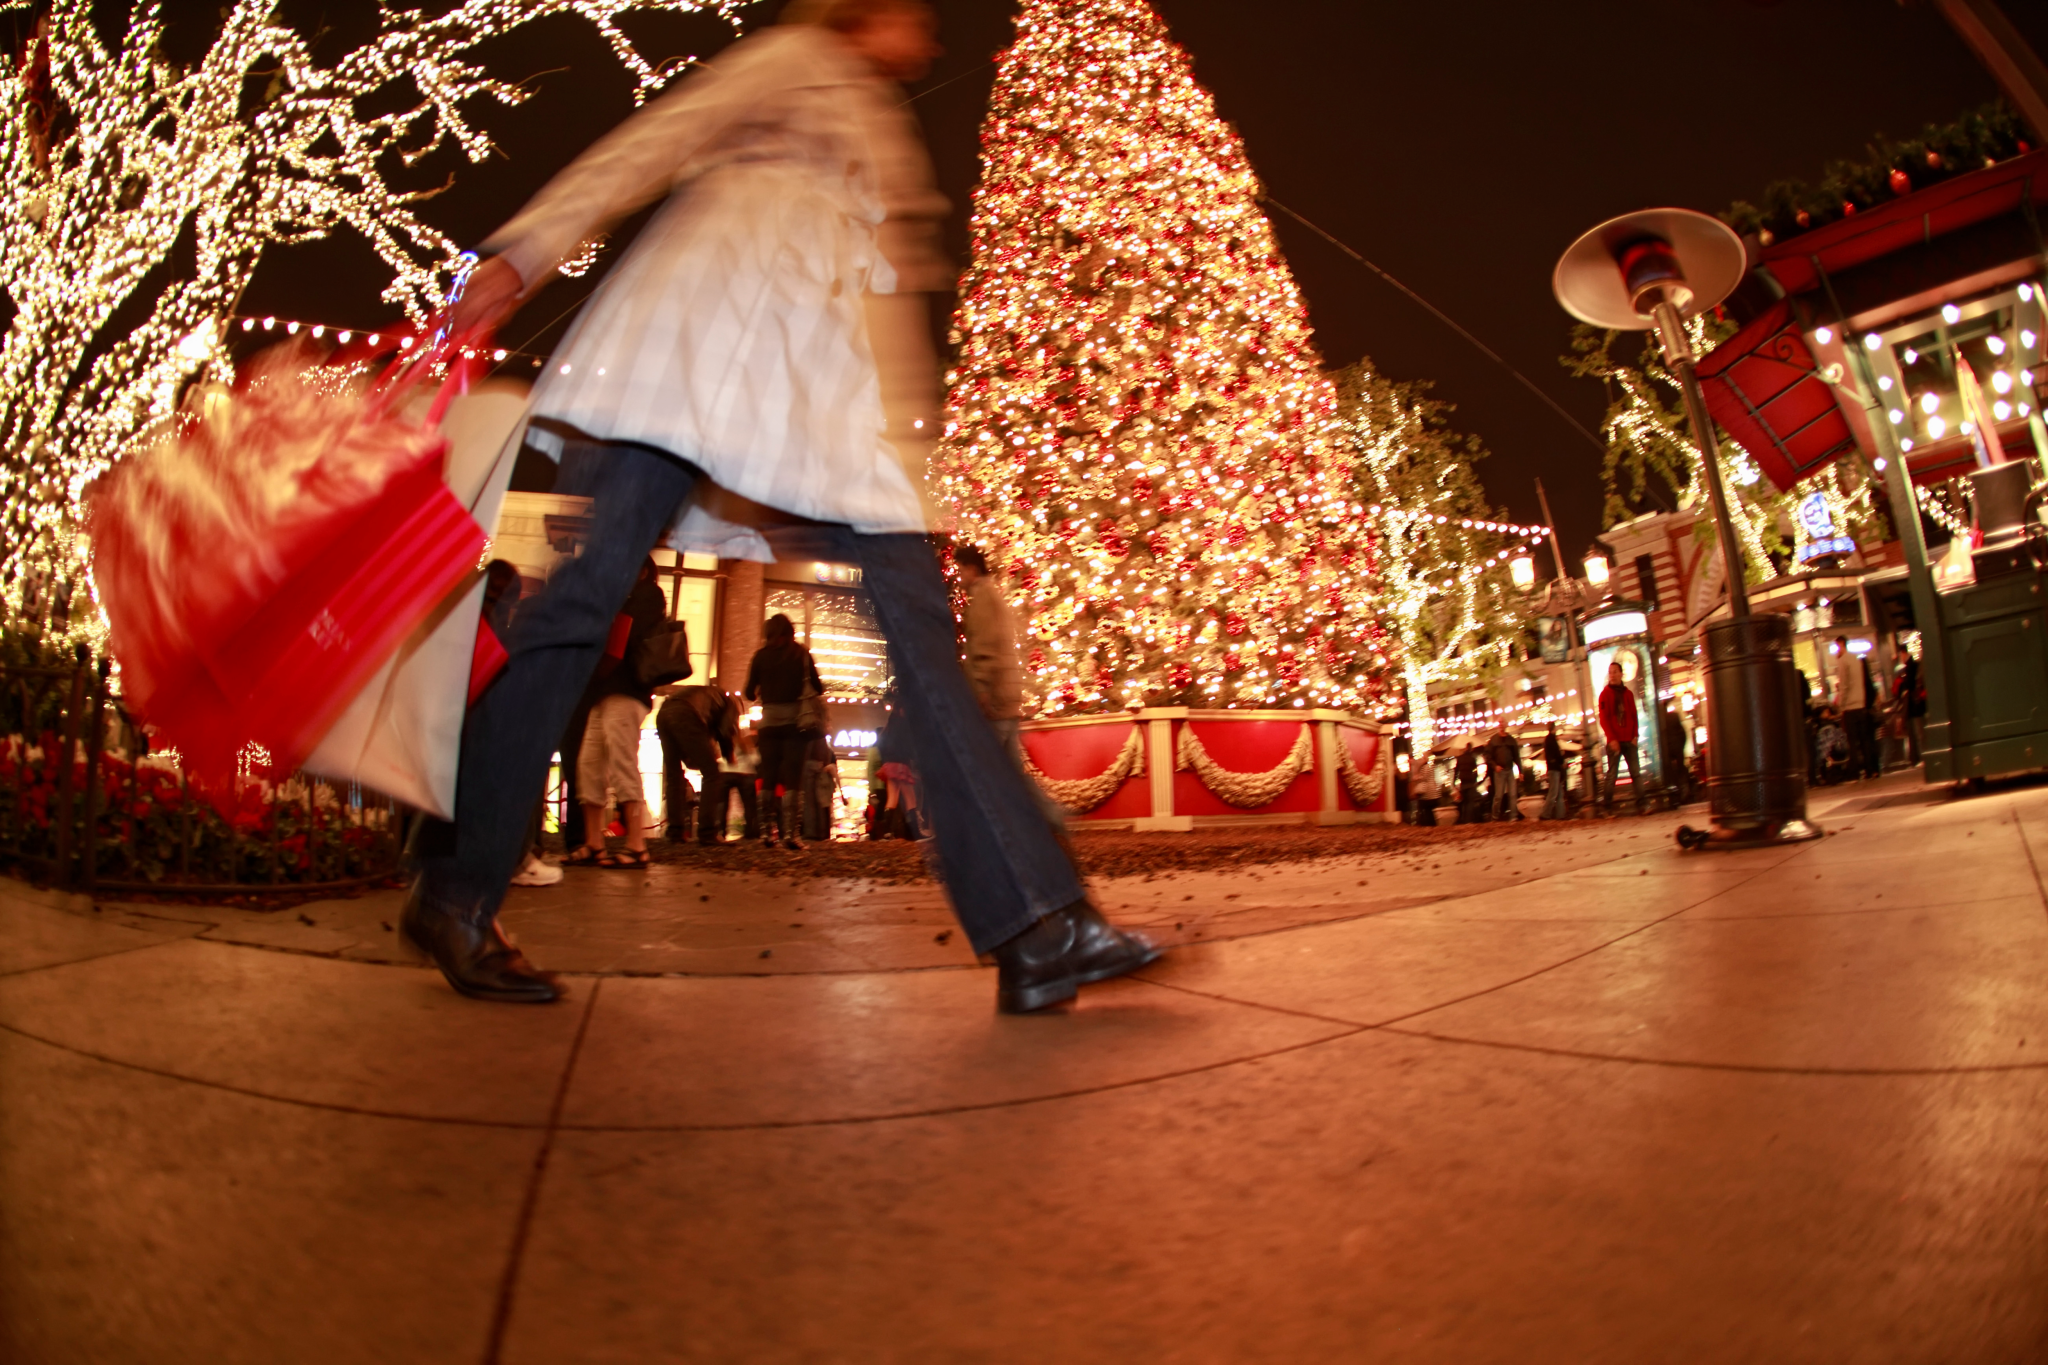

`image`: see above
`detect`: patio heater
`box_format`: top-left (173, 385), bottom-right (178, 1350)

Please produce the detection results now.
top-left (1553, 209), bottom-right (1821, 848)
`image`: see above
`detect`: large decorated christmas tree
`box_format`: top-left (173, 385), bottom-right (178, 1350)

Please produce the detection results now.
top-left (933, 0), bottom-right (1391, 717)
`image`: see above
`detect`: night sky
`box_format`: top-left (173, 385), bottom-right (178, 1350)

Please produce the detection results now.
top-left (219, 0), bottom-right (2048, 560)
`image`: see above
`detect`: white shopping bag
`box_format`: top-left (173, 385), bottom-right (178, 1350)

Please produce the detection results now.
top-left (303, 380), bottom-right (531, 816)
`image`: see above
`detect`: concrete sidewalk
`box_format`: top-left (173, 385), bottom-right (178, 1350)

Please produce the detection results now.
top-left (5, 774), bottom-right (2047, 1363)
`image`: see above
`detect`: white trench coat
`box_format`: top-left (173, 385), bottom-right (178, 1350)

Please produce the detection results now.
top-left (483, 23), bottom-right (947, 559)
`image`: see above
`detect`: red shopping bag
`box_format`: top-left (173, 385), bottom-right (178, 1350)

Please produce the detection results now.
top-left (89, 330), bottom-right (490, 800)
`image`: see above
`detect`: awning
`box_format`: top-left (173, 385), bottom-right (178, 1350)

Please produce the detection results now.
top-left (1695, 299), bottom-right (1859, 492)
top-left (1695, 149), bottom-right (2048, 493)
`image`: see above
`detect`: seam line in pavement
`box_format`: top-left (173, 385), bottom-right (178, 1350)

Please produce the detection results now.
top-left (2013, 807), bottom-right (2048, 924)
top-left (484, 977), bottom-right (600, 1365)
top-left (0, 933), bottom-right (200, 981)
top-left (1372, 1026), bottom-right (2048, 1077)
top-left (546, 1019), bottom-right (1373, 1132)
top-left (0, 1007), bottom-right (1371, 1133)
top-left (1137, 849), bottom-right (1789, 1038)
top-left (0, 1018), bottom-right (550, 1129)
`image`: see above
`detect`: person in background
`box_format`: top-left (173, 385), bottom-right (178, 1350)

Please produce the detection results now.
top-left (657, 681), bottom-right (738, 843)
top-left (863, 738), bottom-right (886, 839)
top-left (1453, 740), bottom-right (1483, 824)
top-left (745, 613), bottom-right (824, 851)
top-left (1797, 666), bottom-right (1820, 785)
top-left (1896, 648), bottom-right (1926, 764)
top-left (1598, 661), bottom-right (1642, 815)
top-left (1540, 722), bottom-right (1569, 821)
top-left (1484, 722), bottom-right (1525, 822)
top-left (801, 731), bottom-right (839, 840)
top-left (566, 556), bottom-right (665, 869)
top-left (954, 544), bottom-right (1021, 739)
top-left (410, 0), bottom-right (1160, 1010)
top-left (955, 543), bottom-right (1066, 826)
top-left (1659, 704), bottom-right (1692, 805)
top-left (722, 728), bottom-right (762, 841)
top-left (1410, 750), bottom-right (1440, 827)
top-left (1831, 636), bottom-right (1879, 779)
top-left (873, 711), bottom-right (923, 838)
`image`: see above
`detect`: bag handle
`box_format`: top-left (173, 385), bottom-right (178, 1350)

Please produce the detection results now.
top-left (365, 255), bottom-right (495, 425)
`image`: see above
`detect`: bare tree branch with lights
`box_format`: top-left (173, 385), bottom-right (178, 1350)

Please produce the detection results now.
top-left (933, 0), bottom-right (1390, 717)
top-left (1336, 357), bottom-right (1542, 752)
top-left (0, 0), bottom-right (747, 638)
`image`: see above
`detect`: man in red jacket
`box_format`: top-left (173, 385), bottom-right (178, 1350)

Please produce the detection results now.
top-left (1598, 661), bottom-right (1643, 815)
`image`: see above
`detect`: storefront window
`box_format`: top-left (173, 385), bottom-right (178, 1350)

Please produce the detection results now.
top-left (1858, 281), bottom-right (2048, 476)
top-left (764, 584), bottom-right (891, 700)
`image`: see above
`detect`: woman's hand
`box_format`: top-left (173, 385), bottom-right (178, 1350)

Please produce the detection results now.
top-left (451, 255), bottom-right (527, 333)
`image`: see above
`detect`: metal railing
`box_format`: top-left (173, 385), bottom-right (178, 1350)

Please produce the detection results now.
top-left (1, 642), bottom-right (407, 896)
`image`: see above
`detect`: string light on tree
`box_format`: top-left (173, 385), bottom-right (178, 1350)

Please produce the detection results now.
top-left (933, 0), bottom-right (1387, 715)
top-left (1338, 357), bottom-right (1538, 753)
top-left (0, 0), bottom-right (747, 637)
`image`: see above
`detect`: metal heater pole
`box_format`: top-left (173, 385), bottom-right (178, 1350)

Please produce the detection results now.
top-left (1648, 303), bottom-right (1817, 847)
top-left (1651, 301), bottom-right (1751, 620)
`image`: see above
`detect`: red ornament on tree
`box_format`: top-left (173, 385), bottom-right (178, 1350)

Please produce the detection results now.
top-left (1889, 168), bottom-right (1911, 196)
top-left (1926, 149), bottom-right (1944, 169)
top-left (1795, 210), bottom-right (1812, 229)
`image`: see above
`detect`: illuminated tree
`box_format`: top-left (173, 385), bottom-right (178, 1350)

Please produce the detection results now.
top-left (1336, 357), bottom-right (1543, 750)
top-left (0, 0), bottom-right (744, 637)
top-left (933, 0), bottom-right (1389, 716)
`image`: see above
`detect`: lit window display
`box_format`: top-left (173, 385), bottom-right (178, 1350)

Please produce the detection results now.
top-left (1850, 281), bottom-right (2048, 482)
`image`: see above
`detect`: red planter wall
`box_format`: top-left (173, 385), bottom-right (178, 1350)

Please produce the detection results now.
top-left (1171, 719), bottom-right (1321, 817)
top-left (1018, 710), bottom-right (1391, 826)
top-left (1339, 729), bottom-right (1381, 812)
top-left (1018, 723), bottom-right (1150, 822)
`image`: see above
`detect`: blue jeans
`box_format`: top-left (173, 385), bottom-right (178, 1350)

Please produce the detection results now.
top-left (412, 438), bottom-right (1077, 954)
top-left (1604, 740), bottom-right (1641, 809)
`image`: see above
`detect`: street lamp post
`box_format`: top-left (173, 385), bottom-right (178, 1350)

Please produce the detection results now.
top-left (1553, 208), bottom-right (1821, 849)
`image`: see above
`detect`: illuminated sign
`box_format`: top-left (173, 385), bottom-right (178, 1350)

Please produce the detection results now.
top-left (1582, 611), bottom-right (1649, 646)
top-left (1798, 492), bottom-right (1834, 540)
top-left (813, 562), bottom-right (863, 586)
top-left (1797, 536), bottom-right (1856, 562)
top-left (1795, 492), bottom-right (1855, 562)
top-left (832, 728), bottom-right (878, 750)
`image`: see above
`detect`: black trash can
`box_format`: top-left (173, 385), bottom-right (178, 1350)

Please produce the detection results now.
top-left (1687, 614), bottom-right (1823, 849)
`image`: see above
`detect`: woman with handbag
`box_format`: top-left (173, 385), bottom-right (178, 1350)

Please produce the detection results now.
top-left (745, 613), bottom-right (825, 851)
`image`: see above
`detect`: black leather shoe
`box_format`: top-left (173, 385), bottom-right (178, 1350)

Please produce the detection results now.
top-left (992, 900), bottom-right (1163, 1014)
top-left (400, 887), bottom-right (562, 1004)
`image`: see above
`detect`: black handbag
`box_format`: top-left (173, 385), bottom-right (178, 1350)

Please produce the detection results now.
top-left (633, 620), bottom-right (693, 688)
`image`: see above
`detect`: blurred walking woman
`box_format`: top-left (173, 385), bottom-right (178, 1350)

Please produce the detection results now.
top-left (745, 613), bottom-right (823, 851)
top-left (407, 0), bottom-right (1161, 1011)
